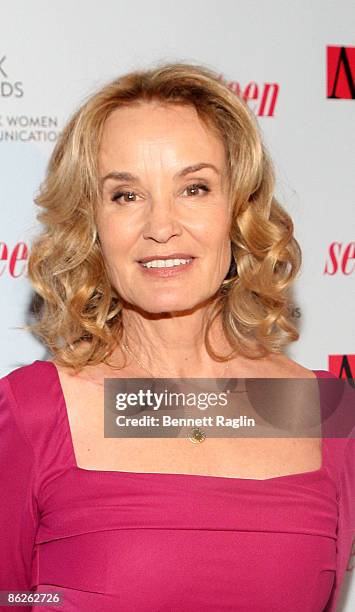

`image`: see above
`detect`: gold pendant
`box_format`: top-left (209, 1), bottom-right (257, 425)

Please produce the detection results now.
top-left (188, 427), bottom-right (207, 444)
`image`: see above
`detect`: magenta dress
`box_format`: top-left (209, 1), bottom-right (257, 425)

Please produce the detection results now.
top-left (0, 360), bottom-right (354, 611)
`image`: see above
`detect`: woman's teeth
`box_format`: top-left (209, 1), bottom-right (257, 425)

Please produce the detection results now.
top-left (141, 258), bottom-right (193, 268)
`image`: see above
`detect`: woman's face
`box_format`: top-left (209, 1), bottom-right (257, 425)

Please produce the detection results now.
top-left (96, 101), bottom-right (232, 314)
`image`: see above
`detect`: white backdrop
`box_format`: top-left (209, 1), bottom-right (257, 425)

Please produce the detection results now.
top-left (0, 0), bottom-right (354, 607)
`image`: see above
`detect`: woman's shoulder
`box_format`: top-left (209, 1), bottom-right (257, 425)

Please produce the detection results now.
top-left (1, 359), bottom-right (57, 394)
top-left (0, 359), bottom-right (75, 488)
top-left (243, 352), bottom-right (325, 379)
top-left (0, 359), bottom-right (65, 442)
top-left (270, 354), bottom-right (318, 378)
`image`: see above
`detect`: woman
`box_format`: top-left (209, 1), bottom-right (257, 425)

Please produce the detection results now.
top-left (0, 62), bottom-right (354, 611)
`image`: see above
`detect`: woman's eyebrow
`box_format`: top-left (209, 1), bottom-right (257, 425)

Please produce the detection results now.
top-left (100, 163), bottom-right (220, 186)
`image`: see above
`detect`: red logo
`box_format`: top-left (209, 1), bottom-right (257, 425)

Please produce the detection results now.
top-left (324, 242), bottom-right (355, 275)
top-left (0, 241), bottom-right (28, 277)
top-left (218, 75), bottom-right (279, 116)
top-left (328, 355), bottom-right (355, 381)
top-left (327, 46), bottom-right (355, 99)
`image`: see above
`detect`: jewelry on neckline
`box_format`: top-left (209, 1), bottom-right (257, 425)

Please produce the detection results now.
top-left (121, 339), bottom-right (232, 444)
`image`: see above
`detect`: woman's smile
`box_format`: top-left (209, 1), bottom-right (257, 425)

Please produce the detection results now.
top-left (137, 255), bottom-right (196, 277)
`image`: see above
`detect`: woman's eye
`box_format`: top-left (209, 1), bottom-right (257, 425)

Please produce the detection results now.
top-left (111, 191), bottom-right (138, 204)
top-left (111, 183), bottom-right (210, 204)
top-left (183, 183), bottom-right (210, 197)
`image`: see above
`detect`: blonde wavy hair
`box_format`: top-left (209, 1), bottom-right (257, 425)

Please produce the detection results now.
top-left (26, 61), bottom-right (302, 372)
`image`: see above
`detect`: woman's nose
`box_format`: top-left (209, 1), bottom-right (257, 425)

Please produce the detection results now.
top-left (142, 199), bottom-right (182, 243)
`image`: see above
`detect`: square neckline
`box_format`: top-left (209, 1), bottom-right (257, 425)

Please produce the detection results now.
top-left (40, 359), bottom-right (330, 483)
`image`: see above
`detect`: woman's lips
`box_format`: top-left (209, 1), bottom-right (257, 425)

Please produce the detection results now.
top-left (137, 258), bottom-right (196, 277)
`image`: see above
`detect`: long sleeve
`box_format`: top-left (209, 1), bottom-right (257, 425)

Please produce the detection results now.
top-left (331, 434), bottom-right (355, 610)
top-left (325, 376), bottom-right (355, 611)
top-left (0, 376), bottom-right (39, 609)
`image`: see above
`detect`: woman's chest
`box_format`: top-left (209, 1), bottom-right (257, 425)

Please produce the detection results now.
top-left (62, 373), bottom-right (323, 479)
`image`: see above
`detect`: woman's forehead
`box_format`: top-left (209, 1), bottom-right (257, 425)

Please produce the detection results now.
top-left (99, 103), bottom-right (226, 171)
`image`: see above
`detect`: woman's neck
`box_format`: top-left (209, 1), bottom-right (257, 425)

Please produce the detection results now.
top-left (116, 306), bottom-right (234, 378)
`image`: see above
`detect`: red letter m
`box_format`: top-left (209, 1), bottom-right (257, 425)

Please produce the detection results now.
top-left (327, 46), bottom-right (355, 99)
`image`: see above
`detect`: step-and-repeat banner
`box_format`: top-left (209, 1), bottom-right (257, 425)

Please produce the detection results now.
top-left (0, 0), bottom-right (354, 605)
